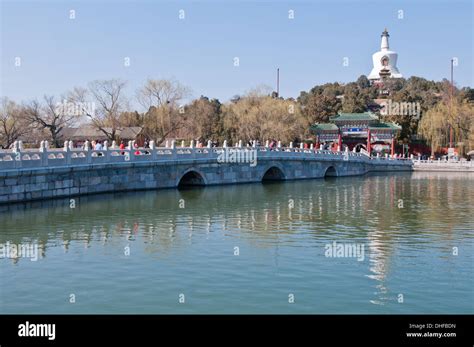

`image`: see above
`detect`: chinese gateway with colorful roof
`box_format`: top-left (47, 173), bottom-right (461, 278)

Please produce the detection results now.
top-left (310, 112), bottom-right (401, 156)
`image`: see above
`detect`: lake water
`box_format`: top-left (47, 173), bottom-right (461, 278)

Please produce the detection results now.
top-left (0, 172), bottom-right (472, 314)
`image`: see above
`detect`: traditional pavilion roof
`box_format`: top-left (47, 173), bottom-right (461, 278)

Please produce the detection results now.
top-left (58, 126), bottom-right (144, 140)
top-left (310, 112), bottom-right (401, 134)
top-left (369, 122), bottom-right (402, 131)
top-left (310, 123), bottom-right (339, 132)
top-left (330, 112), bottom-right (379, 122)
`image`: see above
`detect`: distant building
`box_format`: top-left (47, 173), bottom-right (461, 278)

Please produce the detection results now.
top-left (368, 29), bottom-right (402, 82)
top-left (58, 126), bottom-right (144, 146)
top-left (16, 128), bottom-right (50, 148)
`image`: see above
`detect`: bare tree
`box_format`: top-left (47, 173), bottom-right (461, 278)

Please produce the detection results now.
top-left (24, 95), bottom-right (77, 147)
top-left (0, 98), bottom-right (30, 149)
top-left (136, 78), bottom-right (191, 110)
top-left (65, 86), bottom-right (91, 125)
top-left (73, 79), bottom-right (128, 141)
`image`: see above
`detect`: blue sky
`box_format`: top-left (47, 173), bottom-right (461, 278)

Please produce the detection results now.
top-left (1, 0), bottom-right (472, 106)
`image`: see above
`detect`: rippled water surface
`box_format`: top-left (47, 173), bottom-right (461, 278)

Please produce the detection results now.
top-left (0, 172), bottom-right (473, 313)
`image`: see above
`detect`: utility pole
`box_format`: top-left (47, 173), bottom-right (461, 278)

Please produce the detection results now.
top-left (276, 68), bottom-right (280, 98)
top-left (449, 59), bottom-right (454, 150)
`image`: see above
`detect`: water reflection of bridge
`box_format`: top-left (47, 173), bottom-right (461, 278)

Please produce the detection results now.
top-left (1, 171), bottom-right (471, 310)
top-left (0, 174), bottom-right (427, 252)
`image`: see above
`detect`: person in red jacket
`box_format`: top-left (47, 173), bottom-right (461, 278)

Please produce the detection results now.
top-left (134, 143), bottom-right (140, 155)
top-left (119, 140), bottom-right (125, 155)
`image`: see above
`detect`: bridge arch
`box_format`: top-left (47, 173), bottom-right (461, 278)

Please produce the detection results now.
top-left (324, 165), bottom-right (338, 177)
top-left (261, 164), bottom-right (286, 182)
top-left (177, 168), bottom-right (207, 187)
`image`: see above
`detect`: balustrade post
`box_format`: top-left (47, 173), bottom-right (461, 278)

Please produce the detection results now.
top-left (189, 140), bottom-right (196, 159)
top-left (63, 141), bottom-right (71, 165)
top-left (12, 140), bottom-right (19, 153)
top-left (82, 139), bottom-right (90, 163)
top-left (12, 141), bottom-right (21, 169)
top-left (128, 140), bottom-right (134, 162)
top-left (39, 140), bottom-right (48, 167)
top-left (148, 140), bottom-right (156, 160)
top-left (68, 141), bottom-right (74, 164)
top-left (103, 140), bottom-right (109, 162)
top-left (170, 140), bottom-right (176, 160)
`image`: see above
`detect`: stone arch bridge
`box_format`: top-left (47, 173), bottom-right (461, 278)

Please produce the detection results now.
top-left (0, 144), bottom-right (412, 203)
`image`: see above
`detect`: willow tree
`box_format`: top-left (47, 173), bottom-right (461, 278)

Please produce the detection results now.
top-left (452, 101), bottom-right (474, 155)
top-left (419, 99), bottom-right (473, 156)
top-left (221, 87), bottom-right (307, 144)
top-left (184, 96), bottom-right (223, 142)
top-left (418, 103), bottom-right (447, 156)
top-left (136, 78), bottom-right (191, 144)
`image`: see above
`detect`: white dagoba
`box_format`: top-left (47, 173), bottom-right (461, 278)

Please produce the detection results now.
top-left (368, 29), bottom-right (402, 81)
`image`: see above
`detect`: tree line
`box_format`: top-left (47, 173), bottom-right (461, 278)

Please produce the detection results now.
top-left (1, 76), bottom-right (472, 155)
